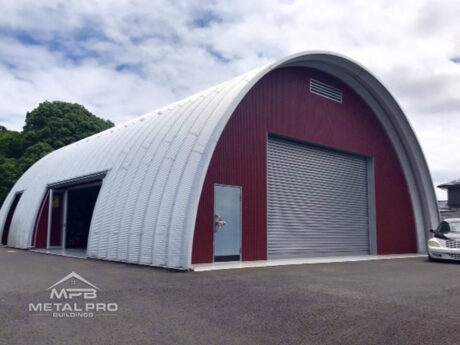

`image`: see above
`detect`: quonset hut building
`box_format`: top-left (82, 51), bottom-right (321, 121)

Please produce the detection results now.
top-left (0, 52), bottom-right (439, 269)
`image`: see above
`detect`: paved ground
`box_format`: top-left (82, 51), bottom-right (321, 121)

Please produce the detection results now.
top-left (1, 247), bottom-right (460, 345)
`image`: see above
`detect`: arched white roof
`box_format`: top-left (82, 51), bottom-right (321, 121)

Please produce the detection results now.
top-left (0, 52), bottom-right (439, 269)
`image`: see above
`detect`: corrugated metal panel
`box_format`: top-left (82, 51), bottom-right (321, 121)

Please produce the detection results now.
top-left (267, 137), bottom-right (370, 259)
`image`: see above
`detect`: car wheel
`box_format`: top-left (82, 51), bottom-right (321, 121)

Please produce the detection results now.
top-left (428, 254), bottom-right (435, 262)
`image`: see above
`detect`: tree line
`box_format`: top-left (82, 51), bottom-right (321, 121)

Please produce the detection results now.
top-left (0, 101), bottom-right (114, 206)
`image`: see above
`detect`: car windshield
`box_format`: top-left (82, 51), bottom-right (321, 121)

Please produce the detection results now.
top-left (449, 222), bottom-right (460, 233)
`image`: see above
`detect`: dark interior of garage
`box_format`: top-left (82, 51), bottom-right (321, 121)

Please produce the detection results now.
top-left (65, 184), bottom-right (101, 249)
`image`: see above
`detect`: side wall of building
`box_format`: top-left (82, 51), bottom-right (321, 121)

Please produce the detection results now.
top-left (448, 188), bottom-right (460, 207)
top-left (192, 67), bottom-right (417, 264)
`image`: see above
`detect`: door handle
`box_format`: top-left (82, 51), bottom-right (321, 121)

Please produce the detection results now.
top-left (214, 213), bottom-right (227, 233)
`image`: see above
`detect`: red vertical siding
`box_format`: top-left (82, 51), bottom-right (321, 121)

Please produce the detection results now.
top-left (33, 191), bottom-right (50, 249)
top-left (192, 67), bottom-right (417, 264)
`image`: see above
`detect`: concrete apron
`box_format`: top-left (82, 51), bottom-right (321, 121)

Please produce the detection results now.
top-left (192, 254), bottom-right (425, 272)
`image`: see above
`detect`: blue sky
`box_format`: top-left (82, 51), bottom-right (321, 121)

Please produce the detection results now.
top-left (0, 0), bottom-right (459, 198)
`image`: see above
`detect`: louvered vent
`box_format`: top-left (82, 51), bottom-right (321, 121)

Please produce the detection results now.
top-left (309, 78), bottom-right (343, 103)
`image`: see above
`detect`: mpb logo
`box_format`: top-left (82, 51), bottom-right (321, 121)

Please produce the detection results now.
top-left (48, 272), bottom-right (99, 300)
top-left (29, 272), bottom-right (118, 318)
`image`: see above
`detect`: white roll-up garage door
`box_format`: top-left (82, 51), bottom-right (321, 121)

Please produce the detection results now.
top-left (267, 136), bottom-right (372, 259)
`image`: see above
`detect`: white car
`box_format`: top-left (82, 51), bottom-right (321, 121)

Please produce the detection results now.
top-left (427, 218), bottom-right (460, 261)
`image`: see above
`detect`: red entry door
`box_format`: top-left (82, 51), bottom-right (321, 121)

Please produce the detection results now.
top-left (49, 190), bottom-right (64, 247)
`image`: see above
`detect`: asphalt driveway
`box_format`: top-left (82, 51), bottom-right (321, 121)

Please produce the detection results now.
top-left (0, 247), bottom-right (459, 345)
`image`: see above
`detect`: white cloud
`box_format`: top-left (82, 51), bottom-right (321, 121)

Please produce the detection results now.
top-left (0, 0), bottom-right (459, 199)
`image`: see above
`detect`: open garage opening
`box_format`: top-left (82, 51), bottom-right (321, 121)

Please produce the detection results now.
top-left (65, 183), bottom-right (101, 250)
top-left (32, 177), bottom-right (103, 258)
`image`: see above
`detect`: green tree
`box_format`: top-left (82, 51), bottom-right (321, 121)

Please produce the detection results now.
top-left (0, 130), bottom-right (24, 159)
top-left (0, 101), bottom-right (114, 207)
top-left (23, 101), bottom-right (114, 149)
top-left (18, 142), bottom-right (54, 172)
top-left (0, 158), bottom-right (21, 205)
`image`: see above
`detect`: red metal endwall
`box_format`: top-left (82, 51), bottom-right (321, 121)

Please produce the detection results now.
top-left (33, 191), bottom-right (50, 249)
top-left (192, 67), bottom-right (417, 264)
